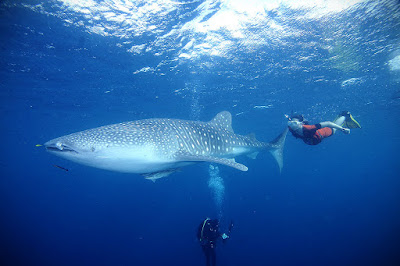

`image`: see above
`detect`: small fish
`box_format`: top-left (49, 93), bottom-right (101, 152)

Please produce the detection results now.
top-left (53, 164), bottom-right (69, 172)
top-left (36, 144), bottom-right (43, 147)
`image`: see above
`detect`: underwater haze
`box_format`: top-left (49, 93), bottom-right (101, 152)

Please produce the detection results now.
top-left (1, 0), bottom-right (400, 265)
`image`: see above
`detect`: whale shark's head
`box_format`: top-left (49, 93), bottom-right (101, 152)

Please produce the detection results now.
top-left (44, 123), bottom-right (137, 160)
top-left (44, 134), bottom-right (99, 163)
top-left (44, 123), bottom-right (176, 173)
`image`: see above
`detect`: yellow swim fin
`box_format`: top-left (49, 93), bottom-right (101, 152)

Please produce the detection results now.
top-left (336, 111), bottom-right (361, 129)
top-left (344, 113), bottom-right (361, 128)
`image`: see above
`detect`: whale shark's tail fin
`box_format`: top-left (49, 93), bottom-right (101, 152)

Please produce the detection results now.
top-left (266, 128), bottom-right (288, 173)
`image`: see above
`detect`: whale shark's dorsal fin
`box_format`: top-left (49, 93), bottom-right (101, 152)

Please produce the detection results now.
top-left (209, 111), bottom-right (233, 133)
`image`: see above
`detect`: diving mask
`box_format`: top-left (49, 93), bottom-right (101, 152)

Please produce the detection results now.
top-left (288, 120), bottom-right (303, 130)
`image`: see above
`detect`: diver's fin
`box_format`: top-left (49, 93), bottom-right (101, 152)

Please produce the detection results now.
top-left (175, 152), bottom-right (248, 171)
top-left (265, 128), bottom-right (288, 173)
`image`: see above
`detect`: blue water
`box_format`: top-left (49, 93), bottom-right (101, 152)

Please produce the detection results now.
top-left (1, 1), bottom-right (400, 265)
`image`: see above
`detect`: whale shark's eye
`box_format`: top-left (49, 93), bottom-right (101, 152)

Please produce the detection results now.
top-left (91, 147), bottom-right (95, 152)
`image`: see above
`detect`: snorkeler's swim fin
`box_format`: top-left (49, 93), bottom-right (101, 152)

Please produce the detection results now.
top-left (336, 111), bottom-right (361, 129)
top-left (344, 113), bottom-right (361, 128)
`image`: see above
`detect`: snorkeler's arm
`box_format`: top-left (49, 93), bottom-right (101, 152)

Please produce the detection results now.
top-left (319, 121), bottom-right (350, 134)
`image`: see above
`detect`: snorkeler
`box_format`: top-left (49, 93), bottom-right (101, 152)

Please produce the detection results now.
top-left (197, 218), bottom-right (233, 266)
top-left (286, 111), bottom-right (361, 145)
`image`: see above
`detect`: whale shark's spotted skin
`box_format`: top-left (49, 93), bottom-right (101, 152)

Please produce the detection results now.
top-left (45, 111), bottom-right (287, 180)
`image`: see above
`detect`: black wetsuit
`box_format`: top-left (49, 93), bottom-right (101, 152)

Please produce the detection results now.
top-left (197, 219), bottom-right (220, 266)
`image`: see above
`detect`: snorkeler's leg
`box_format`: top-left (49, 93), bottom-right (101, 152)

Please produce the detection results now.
top-left (332, 116), bottom-right (346, 134)
top-left (333, 116), bottom-right (346, 126)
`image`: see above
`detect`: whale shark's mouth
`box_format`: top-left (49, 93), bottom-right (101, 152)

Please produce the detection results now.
top-left (45, 143), bottom-right (78, 153)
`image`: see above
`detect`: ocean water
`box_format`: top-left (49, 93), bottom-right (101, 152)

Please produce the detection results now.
top-left (1, 0), bottom-right (400, 265)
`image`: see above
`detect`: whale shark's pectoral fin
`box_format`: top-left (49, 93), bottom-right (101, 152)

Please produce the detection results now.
top-left (142, 169), bottom-right (179, 182)
top-left (175, 152), bottom-right (248, 171)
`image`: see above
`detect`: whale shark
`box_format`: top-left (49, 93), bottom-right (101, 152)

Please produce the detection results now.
top-left (45, 111), bottom-right (288, 181)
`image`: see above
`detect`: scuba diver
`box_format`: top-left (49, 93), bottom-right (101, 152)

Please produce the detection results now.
top-left (286, 111), bottom-right (361, 145)
top-left (197, 218), bottom-right (233, 266)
